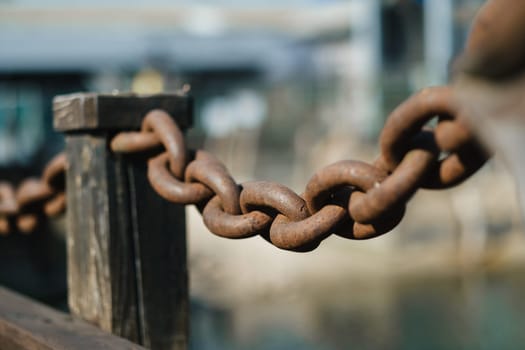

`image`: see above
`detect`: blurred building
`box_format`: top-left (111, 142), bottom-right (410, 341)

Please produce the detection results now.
top-left (0, 0), bottom-right (482, 166)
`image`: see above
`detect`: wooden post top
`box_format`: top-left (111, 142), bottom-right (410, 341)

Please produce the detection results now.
top-left (53, 92), bottom-right (193, 132)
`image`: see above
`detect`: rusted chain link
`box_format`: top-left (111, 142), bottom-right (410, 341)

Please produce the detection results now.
top-left (110, 86), bottom-right (489, 252)
top-left (0, 153), bottom-right (67, 234)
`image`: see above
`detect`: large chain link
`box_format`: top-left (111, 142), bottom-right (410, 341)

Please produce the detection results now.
top-left (109, 86), bottom-right (488, 252)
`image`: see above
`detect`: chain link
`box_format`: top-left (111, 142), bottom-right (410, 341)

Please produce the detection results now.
top-left (0, 153), bottom-right (67, 234)
top-left (376, 86), bottom-right (488, 189)
top-left (108, 86), bottom-right (488, 251)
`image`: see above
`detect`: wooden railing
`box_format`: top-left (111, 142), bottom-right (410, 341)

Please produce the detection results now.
top-left (0, 287), bottom-right (146, 350)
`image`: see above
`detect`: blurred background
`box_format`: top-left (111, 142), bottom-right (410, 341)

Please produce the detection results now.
top-left (2, 0), bottom-right (525, 349)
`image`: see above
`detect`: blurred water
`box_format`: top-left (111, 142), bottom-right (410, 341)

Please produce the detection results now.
top-left (191, 268), bottom-right (525, 350)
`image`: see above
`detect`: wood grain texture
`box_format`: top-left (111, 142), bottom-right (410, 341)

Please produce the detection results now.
top-left (65, 135), bottom-right (140, 341)
top-left (56, 93), bottom-right (190, 349)
top-left (126, 153), bottom-right (188, 349)
top-left (0, 286), bottom-right (146, 350)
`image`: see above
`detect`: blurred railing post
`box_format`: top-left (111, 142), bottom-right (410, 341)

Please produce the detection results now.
top-left (52, 92), bottom-right (193, 350)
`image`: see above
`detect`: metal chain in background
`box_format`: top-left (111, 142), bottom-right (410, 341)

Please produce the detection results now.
top-left (0, 153), bottom-right (67, 234)
top-left (110, 86), bottom-right (489, 252)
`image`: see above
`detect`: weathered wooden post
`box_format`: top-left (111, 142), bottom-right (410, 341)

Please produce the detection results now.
top-left (52, 93), bottom-right (192, 350)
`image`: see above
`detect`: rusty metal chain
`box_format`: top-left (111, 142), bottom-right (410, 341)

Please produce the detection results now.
top-left (0, 153), bottom-right (67, 235)
top-left (0, 0), bottom-right (503, 241)
top-left (0, 88), bottom-right (488, 247)
top-left (110, 85), bottom-right (489, 252)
